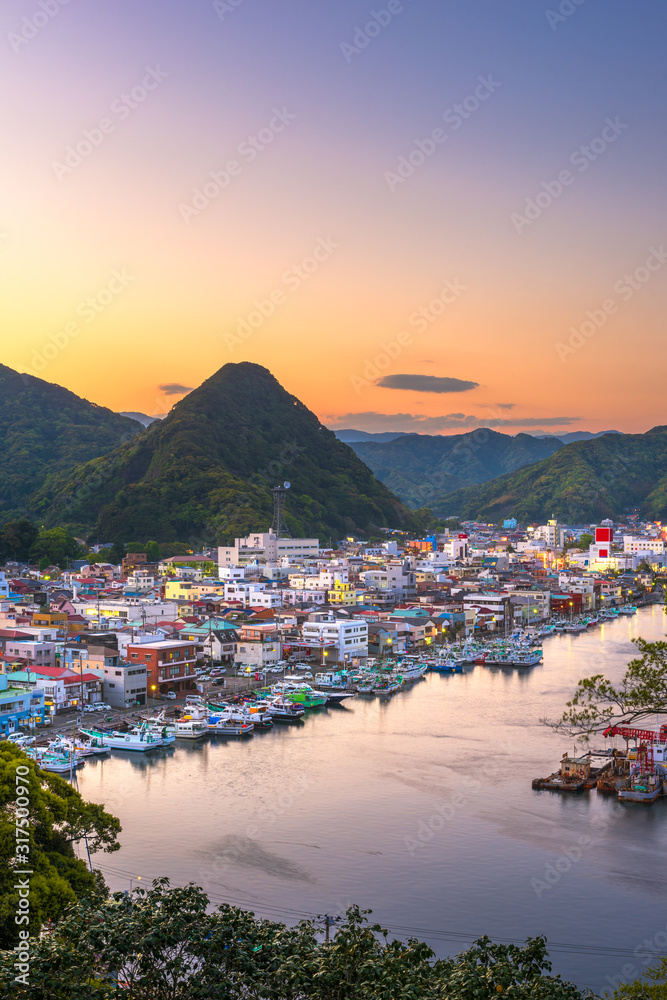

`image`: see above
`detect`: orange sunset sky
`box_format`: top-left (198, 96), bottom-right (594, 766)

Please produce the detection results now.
top-left (2, 0), bottom-right (666, 436)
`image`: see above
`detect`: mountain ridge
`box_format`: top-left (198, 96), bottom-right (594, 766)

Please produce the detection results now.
top-left (437, 427), bottom-right (667, 522)
top-left (29, 363), bottom-right (412, 543)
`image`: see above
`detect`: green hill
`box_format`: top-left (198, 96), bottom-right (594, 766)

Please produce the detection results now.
top-left (348, 430), bottom-right (563, 512)
top-left (437, 427), bottom-right (667, 523)
top-left (30, 363), bottom-right (411, 543)
top-left (0, 364), bottom-right (142, 520)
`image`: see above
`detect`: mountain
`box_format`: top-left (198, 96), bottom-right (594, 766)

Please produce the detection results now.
top-left (536, 430), bottom-right (621, 444)
top-left (31, 363), bottom-right (412, 543)
top-left (334, 429), bottom-right (408, 443)
top-left (438, 427), bottom-right (667, 523)
top-left (0, 364), bottom-right (143, 519)
top-left (119, 411), bottom-right (164, 427)
top-left (345, 430), bottom-right (564, 513)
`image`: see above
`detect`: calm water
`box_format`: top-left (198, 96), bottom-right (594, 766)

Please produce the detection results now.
top-left (78, 606), bottom-right (667, 992)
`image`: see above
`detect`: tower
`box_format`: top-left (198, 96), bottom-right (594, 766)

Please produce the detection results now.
top-left (271, 482), bottom-right (291, 539)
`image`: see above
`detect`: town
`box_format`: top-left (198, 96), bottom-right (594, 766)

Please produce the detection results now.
top-left (1, 512), bottom-right (662, 735)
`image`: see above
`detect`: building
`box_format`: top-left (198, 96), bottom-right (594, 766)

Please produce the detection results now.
top-left (126, 640), bottom-right (197, 695)
top-left (0, 673), bottom-right (45, 736)
top-left (301, 612), bottom-right (368, 665)
top-left (103, 662), bottom-right (148, 709)
top-left (218, 532), bottom-right (319, 567)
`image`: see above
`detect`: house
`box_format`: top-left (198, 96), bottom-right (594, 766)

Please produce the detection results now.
top-left (126, 640), bottom-right (197, 695)
top-left (103, 662), bottom-right (148, 709)
top-left (0, 673), bottom-right (45, 736)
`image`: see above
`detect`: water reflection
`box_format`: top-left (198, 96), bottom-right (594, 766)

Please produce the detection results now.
top-left (78, 606), bottom-right (667, 991)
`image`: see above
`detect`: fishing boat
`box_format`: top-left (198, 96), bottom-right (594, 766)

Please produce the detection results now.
top-left (47, 736), bottom-right (109, 757)
top-left (171, 718), bottom-right (209, 739)
top-left (272, 681), bottom-right (327, 708)
top-left (207, 714), bottom-right (254, 737)
top-left (260, 696), bottom-right (305, 721)
top-left (80, 725), bottom-right (167, 752)
top-left (25, 747), bottom-right (85, 773)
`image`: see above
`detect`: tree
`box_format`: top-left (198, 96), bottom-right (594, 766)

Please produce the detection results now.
top-left (145, 540), bottom-right (161, 562)
top-left (0, 743), bottom-right (121, 948)
top-left (29, 527), bottom-right (81, 568)
top-left (545, 638), bottom-right (667, 740)
top-left (576, 533), bottom-right (594, 550)
top-left (0, 519), bottom-right (39, 563)
top-left (610, 955), bottom-right (667, 1000)
top-left (0, 884), bottom-right (589, 1000)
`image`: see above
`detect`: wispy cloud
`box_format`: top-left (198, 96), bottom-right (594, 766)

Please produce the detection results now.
top-left (376, 374), bottom-right (479, 394)
top-left (158, 383), bottom-right (193, 396)
top-left (328, 411), bottom-right (581, 433)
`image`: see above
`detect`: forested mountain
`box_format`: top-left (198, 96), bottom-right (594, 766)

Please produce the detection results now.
top-left (348, 430), bottom-right (563, 512)
top-left (30, 363), bottom-right (411, 543)
top-left (0, 364), bottom-right (142, 519)
top-left (438, 427), bottom-right (667, 523)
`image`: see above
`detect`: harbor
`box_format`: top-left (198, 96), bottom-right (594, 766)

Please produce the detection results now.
top-left (64, 604), bottom-right (667, 994)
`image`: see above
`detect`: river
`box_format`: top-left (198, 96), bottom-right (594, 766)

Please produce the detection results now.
top-left (78, 605), bottom-right (667, 992)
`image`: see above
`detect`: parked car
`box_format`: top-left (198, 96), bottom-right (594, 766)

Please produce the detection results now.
top-left (165, 691), bottom-right (177, 700)
top-left (6, 733), bottom-right (35, 745)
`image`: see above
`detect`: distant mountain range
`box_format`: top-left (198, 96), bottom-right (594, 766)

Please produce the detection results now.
top-left (439, 427), bottom-right (667, 523)
top-left (119, 411), bottom-right (163, 427)
top-left (27, 363), bottom-right (411, 543)
top-left (536, 430), bottom-right (621, 444)
top-left (344, 430), bottom-right (563, 513)
top-left (334, 430), bottom-right (408, 443)
top-left (0, 364), bottom-right (143, 519)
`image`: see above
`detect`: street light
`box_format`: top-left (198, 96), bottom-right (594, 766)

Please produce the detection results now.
top-left (151, 685), bottom-right (156, 712)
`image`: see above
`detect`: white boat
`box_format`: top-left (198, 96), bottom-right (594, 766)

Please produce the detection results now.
top-left (80, 725), bottom-right (167, 752)
top-left (25, 747), bottom-right (85, 773)
top-left (207, 714), bottom-right (254, 737)
top-left (171, 718), bottom-right (209, 739)
top-left (260, 696), bottom-right (305, 721)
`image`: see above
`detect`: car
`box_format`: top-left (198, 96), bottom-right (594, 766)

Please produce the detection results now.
top-left (83, 704), bottom-right (99, 713)
top-left (6, 733), bottom-right (34, 745)
top-left (165, 691), bottom-right (177, 700)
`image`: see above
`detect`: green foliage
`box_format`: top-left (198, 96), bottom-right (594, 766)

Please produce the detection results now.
top-left (439, 427), bottom-right (667, 523)
top-left (547, 638), bottom-right (667, 739)
top-left (0, 881), bottom-right (588, 999)
top-left (349, 430), bottom-right (563, 513)
top-left (29, 363), bottom-right (411, 544)
top-left (0, 519), bottom-right (38, 562)
top-left (0, 742), bottom-right (121, 948)
top-left (577, 534), bottom-right (594, 550)
top-left (29, 527), bottom-right (81, 568)
top-left (0, 364), bottom-right (142, 519)
top-left (609, 956), bottom-right (667, 1000)
top-left (145, 540), bottom-right (161, 561)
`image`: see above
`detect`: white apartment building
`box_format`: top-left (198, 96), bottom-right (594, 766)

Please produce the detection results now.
top-left (362, 561), bottom-right (415, 599)
top-left (223, 582), bottom-right (282, 608)
top-left (71, 599), bottom-right (179, 626)
top-left (623, 536), bottom-right (666, 559)
top-left (4, 641), bottom-right (57, 667)
top-left (301, 613), bottom-right (368, 664)
top-left (0, 573), bottom-right (9, 600)
top-left (218, 532), bottom-right (319, 566)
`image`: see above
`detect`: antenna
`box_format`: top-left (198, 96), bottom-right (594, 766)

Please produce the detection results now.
top-left (271, 482), bottom-right (291, 539)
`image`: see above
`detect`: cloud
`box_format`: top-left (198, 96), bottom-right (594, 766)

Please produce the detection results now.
top-left (328, 411), bottom-right (582, 433)
top-left (158, 383), bottom-right (193, 396)
top-left (376, 374), bottom-right (479, 394)
top-left (496, 403), bottom-right (514, 410)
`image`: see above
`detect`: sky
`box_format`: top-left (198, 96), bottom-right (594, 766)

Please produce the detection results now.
top-left (2, 0), bottom-right (666, 436)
